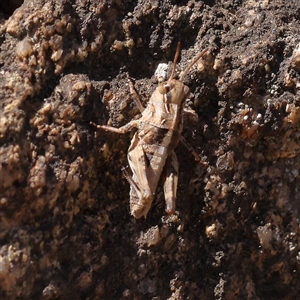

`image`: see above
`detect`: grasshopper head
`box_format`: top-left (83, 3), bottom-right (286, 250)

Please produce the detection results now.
top-left (156, 79), bottom-right (190, 105)
top-left (154, 43), bottom-right (208, 106)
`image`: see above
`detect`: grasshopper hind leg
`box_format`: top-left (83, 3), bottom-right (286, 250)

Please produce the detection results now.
top-left (125, 137), bottom-right (156, 218)
top-left (129, 186), bottom-right (153, 219)
top-left (122, 167), bottom-right (153, 219)
top-left (162, 151), bottom-right (179, 215)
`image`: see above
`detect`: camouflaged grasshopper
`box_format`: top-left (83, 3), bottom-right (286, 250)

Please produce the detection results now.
top-left (92, 44), bottom-right (208, 218)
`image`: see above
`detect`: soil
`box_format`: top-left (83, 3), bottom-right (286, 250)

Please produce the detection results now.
top-left (1, 0), bottom-right (300, 299)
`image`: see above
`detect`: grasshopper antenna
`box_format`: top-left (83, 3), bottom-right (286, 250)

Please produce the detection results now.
top-left (169, 42), bottom-right (181, 80)
top-left (179, 47), bottom-right (209, 82)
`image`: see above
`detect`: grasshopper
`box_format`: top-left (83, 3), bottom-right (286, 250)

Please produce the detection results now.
top-left (92, 44), bottom-right (208, 218)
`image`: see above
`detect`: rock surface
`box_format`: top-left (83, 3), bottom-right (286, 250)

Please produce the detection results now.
top-left (1, 0), bottom-right (300, 299)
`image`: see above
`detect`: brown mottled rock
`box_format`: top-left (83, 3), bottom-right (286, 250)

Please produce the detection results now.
top-left (1, 0), bottom-right (300, 299)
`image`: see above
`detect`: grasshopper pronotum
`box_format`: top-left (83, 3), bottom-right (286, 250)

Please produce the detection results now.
top-left (92, 43), bottom-right (208, 218)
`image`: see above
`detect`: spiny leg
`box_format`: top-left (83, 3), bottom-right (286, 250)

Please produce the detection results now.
top-left (161, 151), bottom-right (179, 215)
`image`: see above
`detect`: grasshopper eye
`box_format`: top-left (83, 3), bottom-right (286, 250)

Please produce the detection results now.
top-left (158, 83), bottom-right (171, 94)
